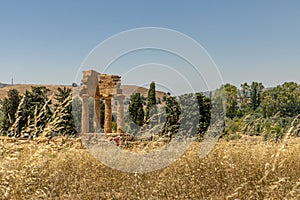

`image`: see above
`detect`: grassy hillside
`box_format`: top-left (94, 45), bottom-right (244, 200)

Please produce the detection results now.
top-left (0, 84), bottom-right (71, 99)
top-left (0, 84), bottom-right (166, 100)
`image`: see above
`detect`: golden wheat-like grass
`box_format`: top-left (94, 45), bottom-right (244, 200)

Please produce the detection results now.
top-left (0, 136), bottom-right (300, 199)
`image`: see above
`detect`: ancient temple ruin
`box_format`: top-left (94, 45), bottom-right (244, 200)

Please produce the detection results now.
top-left (79, 70), bottom-right (124, 134)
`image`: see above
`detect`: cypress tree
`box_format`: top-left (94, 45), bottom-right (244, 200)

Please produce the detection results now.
top-left (145, 82), bottom-right (157, 124)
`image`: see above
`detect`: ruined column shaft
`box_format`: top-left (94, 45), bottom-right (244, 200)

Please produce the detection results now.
top-left (94, 96), bottom-right (101, 132)
top-left (117, 96), bottom-right (124, 133)
top-left (81, 94), bottom-right (89, 133)
top-left (104, 96), bottom-right (112, 133)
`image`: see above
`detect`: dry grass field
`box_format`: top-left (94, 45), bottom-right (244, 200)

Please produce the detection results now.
top-left (0, 136), bottom-right (300, 199)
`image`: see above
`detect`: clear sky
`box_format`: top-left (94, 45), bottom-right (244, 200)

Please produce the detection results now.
top-left (0, 0), bottom-right (299, 91)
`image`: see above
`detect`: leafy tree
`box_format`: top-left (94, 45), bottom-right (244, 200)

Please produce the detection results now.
top-left (224, 84), bottom-right (238, 119)
top-left (55, 87), bottom-right (70, 104)
top-left (0, 89), bottom-right (21, 134)
top-left (20, 86), bottom-right (52, 137)
top-left (196, 93), bottom-right (211, 135)
top-left (239, 83), bottom-right (250, 114)
top-left (261, 82), bottom-right (300, 118)
top-left (179, 94), bottom-right (198, 136)
top-left (28, 87), bottom-right (51, 132)
top-left (238, 82), bottom-right (264, 115)
top-left (128, 93), bottom-right (145, 126)
top-left (161, 96), bottom-right (181, 137)
top-left (210, 86), bottom-right (226, 124)
top-left (178, 93), bottom-right (211, 137)
top-left (145, 82), bottom-right (157, 124)
top-left (250, 82), bottom-right (264, 110)
top-left (7, 86), bottom-right (52, 137)
top-left (54, 87), bottom-right (77, 136)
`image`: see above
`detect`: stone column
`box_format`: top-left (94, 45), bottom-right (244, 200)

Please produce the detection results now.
top-left (104, 96), bottom-right (112, 133)
top-left (81, 94), bottom-right (89, 133)
top-left (117, 95), bottom-right (124, 133)
top-left (94, 96), bottom-right (101, 132)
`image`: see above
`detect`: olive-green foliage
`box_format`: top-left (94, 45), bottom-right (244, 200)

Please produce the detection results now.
top-left (250, 82), bottom-right (264, 110)
top-left (0, 87), bottom-right (80, 137)
top-left (224, 84), bottom-right (238, 119)
top-left (239, 82), bottom-right (264, 115)
top-left (4, 86), bottom-right (53, 137)
top-left (224, 81), bottom-right (300, 141)
top-left (224, 117), bottom-right (244, 135)
top-left (178, 93), bottom-right (199, 136)
top-left (196, 93), bottom-right (211, 135)
top-left (161, 96), bottom-right (181, 137)
top-left (241, 113), bottom-right (291, 141)
top-left (128, 93), bottom-right (145, 126)
top-left (0, 89), bottom-right (21, 134)
top-left (145, 82), bottom-right (157, 124)
top-left (211, 87), bottom-right (226, 124)
top-left (261, 82), bottom-right (300, 118)
top-left (53, 87), bottom-right (77, 136)
top-left (177, 93), bottom-right (211, 137)
top-left (19, 86), bottom-right (52, 137)
top-left (239, 83), bottom-right (251, 114)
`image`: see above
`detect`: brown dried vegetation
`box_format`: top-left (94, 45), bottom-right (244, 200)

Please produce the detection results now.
top-left (0, 136), bottom-right (300, 199)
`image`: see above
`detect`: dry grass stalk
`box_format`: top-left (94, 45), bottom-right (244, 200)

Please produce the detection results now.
top-left (0, 136), bottom-right (300, 199)
top-left (42, 94), bottom-right (72, 137)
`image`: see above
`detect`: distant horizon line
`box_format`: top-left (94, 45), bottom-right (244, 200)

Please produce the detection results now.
top-left (1, 80), bottom-right (299, 87)
top-left (1, 80), bottom-right (299, 91)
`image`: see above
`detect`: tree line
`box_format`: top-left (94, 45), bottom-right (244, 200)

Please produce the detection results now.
top-left (0, 86), bottom-right (76, 137)
top-left (222, 81), bottom-right (300, 141)
top-left (127, 82), bottom-right (211, 138)
top-left (0, 81), bottom-right (299, 141)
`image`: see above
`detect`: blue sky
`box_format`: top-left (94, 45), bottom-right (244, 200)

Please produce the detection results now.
top-left (0, 0), bottom-right (299, 91)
